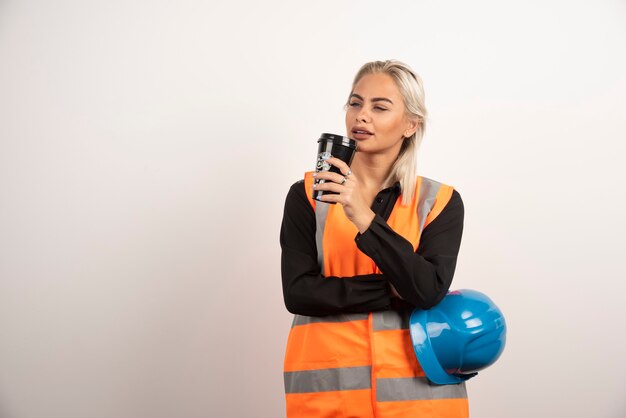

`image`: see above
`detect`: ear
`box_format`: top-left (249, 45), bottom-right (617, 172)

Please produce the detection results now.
top-left (404, 117), bottom-right (420, 138)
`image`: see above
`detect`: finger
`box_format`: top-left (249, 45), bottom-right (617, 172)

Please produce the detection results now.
top-left (325, 157), bottom-right (351, 175)
top-left (317, 192), bottom-right (342, 204)
top-left (313, 171), bottom-right (347, 184)
top-left (313, 181), bottom-right (346, 193)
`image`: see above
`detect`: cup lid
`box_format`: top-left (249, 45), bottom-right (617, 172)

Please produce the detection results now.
top-left (318, 133), bottom-right (357, 149)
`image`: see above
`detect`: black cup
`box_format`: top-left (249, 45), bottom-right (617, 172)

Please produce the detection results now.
top-left (313, 133), bottom-right (357, 203)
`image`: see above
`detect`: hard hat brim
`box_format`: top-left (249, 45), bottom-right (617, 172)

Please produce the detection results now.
top-left (409, 309), bottom-right (476, 385)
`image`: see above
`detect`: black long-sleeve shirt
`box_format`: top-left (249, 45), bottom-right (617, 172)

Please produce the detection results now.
top-left (280, 178), bottom-right (464, 316)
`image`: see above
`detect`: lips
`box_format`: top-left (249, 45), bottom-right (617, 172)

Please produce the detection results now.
top-left (351, 127), bottom-right (373, 140)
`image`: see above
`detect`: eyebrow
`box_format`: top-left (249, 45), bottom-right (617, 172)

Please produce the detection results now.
top-left (350, 93), bottom-right (394, 105)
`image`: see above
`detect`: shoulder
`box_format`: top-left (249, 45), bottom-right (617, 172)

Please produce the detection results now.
top-left (286, 179), bottom-right (306, 200)
top-left (287, 177), bottom-right (318, 208)
top-left (282, 179), bottom-right (312, 218)
top-left (285, 171), bottom-right (318, 212)
top-left (417, 176), bottom-right (461, 200)
top-left (416, 176), bottom-right (463, 225)
top-left (418, 175), bottom-right (451, 189)
top-left (281, 179), bottom-right (316, 235)
top-left (432, 186), bottom-right (464, 223)
top-left (446, 189), bottom-right (464, 213)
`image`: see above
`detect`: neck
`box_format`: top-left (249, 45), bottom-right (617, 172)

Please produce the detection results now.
top-left (351, 151), bottom-right (397, 192)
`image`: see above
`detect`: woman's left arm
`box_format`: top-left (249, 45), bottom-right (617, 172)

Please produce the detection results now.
top-left (355, 190), bottom-right (465, 309)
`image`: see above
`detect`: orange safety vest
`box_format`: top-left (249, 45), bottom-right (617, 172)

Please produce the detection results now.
top-left (283, 171), bottom-right (469, 418)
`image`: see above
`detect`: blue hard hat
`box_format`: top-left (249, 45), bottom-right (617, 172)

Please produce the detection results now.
top-left (409, 289), bottom-right (507, 385)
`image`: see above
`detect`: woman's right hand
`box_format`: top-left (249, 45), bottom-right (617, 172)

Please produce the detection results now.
top-left (312, 157), bottom-right (376, 234)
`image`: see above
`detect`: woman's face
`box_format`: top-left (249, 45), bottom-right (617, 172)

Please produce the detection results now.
top-left (345, 72), bottom-right (417, 157)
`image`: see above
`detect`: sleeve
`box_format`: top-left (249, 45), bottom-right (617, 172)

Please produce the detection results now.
top-left (280, 180), bottom-right (392, 316)
top-left (355, 189), bottom-right (464, 309)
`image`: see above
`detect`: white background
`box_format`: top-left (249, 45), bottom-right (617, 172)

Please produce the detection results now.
top-left (1, 0), bottom-right (625, 417)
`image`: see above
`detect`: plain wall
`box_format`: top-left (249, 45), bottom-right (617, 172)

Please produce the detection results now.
top-left (1, 0), bottom-right (625, 417)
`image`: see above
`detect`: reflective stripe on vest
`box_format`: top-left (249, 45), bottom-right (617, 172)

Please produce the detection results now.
top-left (376, 377), bottom-right (468, 401)
top-left (285, 366), bottom-right (372, 394)
top-left (293, 310), bottom-right (411, 331)
top-left (291, 312), bottom-right (369, 328)
top-left (285, 367), bottom-right (467, 401)
top-left (284, 172), bottom-right (467, 417)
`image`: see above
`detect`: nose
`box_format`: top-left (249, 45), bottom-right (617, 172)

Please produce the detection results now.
top-left (356, 108), bottom-right (370, 123)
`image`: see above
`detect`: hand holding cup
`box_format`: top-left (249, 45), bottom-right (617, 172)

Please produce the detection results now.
top-left (313, 157), bottom-right (375, 234)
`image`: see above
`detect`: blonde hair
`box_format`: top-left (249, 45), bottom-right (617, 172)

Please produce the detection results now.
top-left (346, 60), bottom-right (427, 205)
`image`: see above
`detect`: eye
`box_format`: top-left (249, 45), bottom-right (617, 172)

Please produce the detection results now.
top-left (348, 102), bottom-right (361, 107)
top-left (374, 106), bottom-right (388, 111)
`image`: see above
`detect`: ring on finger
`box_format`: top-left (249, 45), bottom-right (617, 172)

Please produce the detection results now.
top-left (345, 169), bottom-right (352, 177)
top-left (340, 177), bottom-right (347, 185)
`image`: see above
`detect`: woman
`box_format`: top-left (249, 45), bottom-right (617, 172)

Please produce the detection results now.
top-left (280, 60), bottom-right (469, 417)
